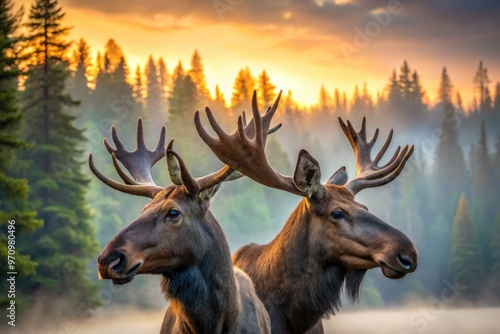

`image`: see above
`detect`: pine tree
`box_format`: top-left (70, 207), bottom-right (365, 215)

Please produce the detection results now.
top-left (157, 57), bottom-right (169, 113)
top-left (70, 38), bottom-right (90, 104)
top-left (102, 38), bottom-right (124, 73)
top-left (168, 71), bottom-right (211, 176)
top-left (144, 55), bottom-right (163, 124)
top-left (387, 69), bottom-right (402, 110)
top-left (168, 74), bottom-right (199, 137)
top-left (275, 90), bottom-right (303, 157)
top-left (434, 67), bottom-right (466, 215)
top-left (471, 121), bottom-right (490, 201)
top-left (439, 67), bottom-right (453, 104)
top-left (333, 88), bottom-right (341, 114)
top-left (318, 84), bottom-right (330, 113)
top-left (473, 61), bottom-right (490, 113)
top-left (350, 84), bottom-right (363, 117)
top-left (409, 70), bottom-right (426, 119)
top-left (280, 90), bottom-right (298, 116)
top-left (257, 70), bottom-right (276, 107)
top-left (0, 0), bottom-right (42, 308)
top-left (69, 38), bottom-right (91, 129)
top-left (172, 60), bottom-right (184, 82)
top-left (189, 49), bottom-right (210, 99)
top-left (92, 39), bottom-right (139, 131)
top-left (341, 91), bottom-right (347, 112)
top-left (493, 82), bottom-right (500, 113)
top-left (483, 85), bottom-right (492, 114)
top-left (470, 121), bottom-right (496, 269)
top-left (448, 194), bottom-right (484, 299)
top-left (231, 67), bottom-right (255, 111)
top-left (214, 84), bottom-right (226, 106)
top-left (490, 212), bottom-right (500, 277)
top-left (361, 82), bottom-right (374, 118)
top-left (132, 64), bottom-right (143, 104)
top-left (21, 0), bottom-right (98, 317)
top-left (493, 137), bottom-right (500, 190)
top-left (398, 60), bottom-right (411, 99)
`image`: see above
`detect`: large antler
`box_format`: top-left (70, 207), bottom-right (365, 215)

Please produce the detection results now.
top-left (89, 118), bottom-right (165, 198)
top-left (339, 117), bottom-right (414, 195)
top-left (166, 140), bottom-right (235, 196)
top-left (195, 90), bottom-right (305, 197)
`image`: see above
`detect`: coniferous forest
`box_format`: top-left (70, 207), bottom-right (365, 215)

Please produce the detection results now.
top-left (1, 0), bottom-right (500, 332)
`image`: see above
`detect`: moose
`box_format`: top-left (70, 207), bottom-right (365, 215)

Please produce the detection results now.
top-left (88, 118), bottom-right (275, 334)
top-left (195, 91), bottom-right (418, 334)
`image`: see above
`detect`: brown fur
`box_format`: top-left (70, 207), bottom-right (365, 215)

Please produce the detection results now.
top-left (98, 186), bottom-right (270, 334)
top-left (233, 185), bottom-right (417, 334)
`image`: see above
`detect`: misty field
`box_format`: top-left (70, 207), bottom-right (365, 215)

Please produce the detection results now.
top-left (71, 307), bottom-right (500, 334)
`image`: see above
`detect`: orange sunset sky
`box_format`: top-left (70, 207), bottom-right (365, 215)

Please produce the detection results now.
top-left (16, 0), bottom-right (500, 107)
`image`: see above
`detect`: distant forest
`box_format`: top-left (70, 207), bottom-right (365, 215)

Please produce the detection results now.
top-left (1, 0), bottom-right (499, 330)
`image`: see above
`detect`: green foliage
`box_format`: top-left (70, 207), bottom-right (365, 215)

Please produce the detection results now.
top-left (70, 38), bottom-right (91, 107)
top-left (17, 0), bottom-right (98, 318)
top-left (168, 68), bottom-right (215, 176)
top-left (359, 276), bottom-right (384, 308)
top-left (473, 61), bottom-right (491, 113)
top-left (144, 54), bottom-right (164, 125)
top-left (0, 0), bottom-right (42, 310)
top-left (490, 212), bottom-right (500, 275)
top-left (433, 69), bottom-right (467, 215)
top-left (448, 194), bottom-right (485, 298)
top-left (212, 179), bottom-right (275, 248)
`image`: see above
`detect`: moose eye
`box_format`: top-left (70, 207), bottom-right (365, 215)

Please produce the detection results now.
top-left (332, 210), bottom-right (344, 219)
top-left (165, 209), bottom-right (181, 221)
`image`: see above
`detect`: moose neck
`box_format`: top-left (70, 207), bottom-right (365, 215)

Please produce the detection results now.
top-left (161, 211), bottom-right (239, 333)
top-left (256, 200), bottom-right (365, 333)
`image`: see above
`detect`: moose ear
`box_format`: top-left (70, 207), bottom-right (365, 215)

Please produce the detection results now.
top-left (199, 183), bottom-right (222, 202)
top-left (327, 166), bottom-right (348, 186)
top-left (293, 150), bottom-right (325, 200)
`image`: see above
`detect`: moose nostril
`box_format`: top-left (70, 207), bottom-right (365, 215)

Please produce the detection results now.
top-left (108, 253), bottom-right (126, 273)
top-left (397, 253), bottom-right (413, 271)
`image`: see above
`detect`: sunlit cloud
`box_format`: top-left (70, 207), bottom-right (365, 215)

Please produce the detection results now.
top-left (15, 0), bottom-right (500, 107)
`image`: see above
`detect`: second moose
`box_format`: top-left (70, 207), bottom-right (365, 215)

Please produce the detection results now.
top-left (195, 92), bottom-right (418, 334)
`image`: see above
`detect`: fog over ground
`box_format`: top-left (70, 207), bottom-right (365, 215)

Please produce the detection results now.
top-left (61, 307), bottom-right (499, 334)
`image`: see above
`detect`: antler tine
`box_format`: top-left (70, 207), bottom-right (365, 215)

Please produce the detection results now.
top-left (373, 129), bottom-right (393, 165)
top-left (111, 153), bottom-right (138, 185)
top-left (339, 117), bottom-right (414, 195)
top-left (154, 124), bottom-right (167, 158)
top-left (166, 141), bottom-right (235, 195)
top-left (136, 117), bottom-right (146, 149)
top-left (89, 154), bottom-right (163, 198)
top-left (347, 146), bottom-right (414, 193)
top-left (195, 90), bottom-right (304, 197)
top-left (166, 140), bottom-right (183, 186)
top-left (105, 118), bottom-right (166, 185)
top-left (252, 91), bottom-right (264, 147)
top-left (90, 118), bottom-right (167, 198)
top-left (166, 149), bottom-right (200, 195)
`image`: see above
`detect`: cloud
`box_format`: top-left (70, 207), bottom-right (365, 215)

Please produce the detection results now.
top-left (60, 0), bottom-right (500, 105)
top-left (64, 0), bottom-right (500, 53)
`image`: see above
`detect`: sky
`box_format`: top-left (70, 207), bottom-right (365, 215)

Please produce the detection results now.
top-left (16, 0), bottom-right (500, 107)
